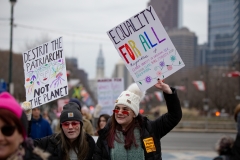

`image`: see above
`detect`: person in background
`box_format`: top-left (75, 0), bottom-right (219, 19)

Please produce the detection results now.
top-left (69, 98), bottom-right (94, 136)
top-left (213, 104), bottom-right (240, 160)
top-left (214, 136), bottom-right (234, 160)
top-left (51, 112), bottom-right (61, 133)
top-left (93, 104), bottom-right (102, 130)
top-left (42, 110), bottom-right (52, 124)
top-left (234, 104), bottom-right (240, 132)
top-left (30, 107), bottom-right (53, 139)
top-left (34, 102), bottom-right (95, 160)
top-left (94, 114), bottom-right (110, 136)
top-left (93, 80), bottom-right (182, 160)
top-left (0, 92), bottom-right (50, 160)
top-left (81, 105), bottom-right (93, 123)
top-left (21, 101), bottom-right (32, 137)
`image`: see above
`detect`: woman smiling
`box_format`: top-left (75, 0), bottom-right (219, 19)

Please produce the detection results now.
top-left (34, 102), bottom-right (95, 160)
top-left (93, 80), bottom-right (182, 160)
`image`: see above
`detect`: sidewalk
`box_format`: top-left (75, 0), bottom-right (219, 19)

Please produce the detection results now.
top-left (162, 150), bottom-right (217, 160)
top-left (172, 128), bottom-right (237, 134)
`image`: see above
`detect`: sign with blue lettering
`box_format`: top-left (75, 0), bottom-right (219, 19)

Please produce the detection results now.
top-left (107, 6), bottom-right (185, 91)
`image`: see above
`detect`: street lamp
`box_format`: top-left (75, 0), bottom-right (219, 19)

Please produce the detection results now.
top-left (8, 0), bottom-right (17, 94)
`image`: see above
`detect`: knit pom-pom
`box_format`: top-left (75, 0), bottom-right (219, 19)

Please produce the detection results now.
top-left (127, 83), bottom-right (145, 100)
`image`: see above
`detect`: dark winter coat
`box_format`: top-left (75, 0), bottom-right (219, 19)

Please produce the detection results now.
top-left (213, 112), bottom-right (240, 160)
top-left (23, 146), bottom-right (49, 160)
top-left (93, 88), bottom-right (182, 160)
top-left (31, 115), bottom-right (53, 139)
top-left (213, 133), bottom-right (240, 160)
top-left (34, 133), bottom-right (95, 160)
top-left (230, 133), bottom-right (240, 160)
top-left (7, 138), bottom-right (50, 160)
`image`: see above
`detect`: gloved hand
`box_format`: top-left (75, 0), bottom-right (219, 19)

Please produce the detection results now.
top-left (21, 101), bottom-right (32, 121)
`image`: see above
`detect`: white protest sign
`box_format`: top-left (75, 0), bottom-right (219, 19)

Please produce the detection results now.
top-left (107, 6), bottom-right (185, 91)
top-left (97, 78), bottom-right (124, 115)
top-left (22, 37), bottom-right (68, 108)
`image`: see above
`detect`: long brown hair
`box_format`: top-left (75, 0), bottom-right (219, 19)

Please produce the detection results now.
top-left (59, 124), bottom-right (89, 160)
top-left (97, 114), bottom-right (110, 130)
top-left (107, 114), bottom-right (143, 150)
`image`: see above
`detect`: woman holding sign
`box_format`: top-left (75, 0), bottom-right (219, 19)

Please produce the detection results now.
top-left (93, 79), bottom-right (182, 160)
top-left (34, 102), bottom-right (95, 160)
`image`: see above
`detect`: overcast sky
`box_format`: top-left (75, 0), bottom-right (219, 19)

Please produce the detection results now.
top-left (0, 0), bottom-right (208, 79)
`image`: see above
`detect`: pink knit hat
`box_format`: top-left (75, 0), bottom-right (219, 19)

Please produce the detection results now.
top-left (0, 92), bottom-right (28, 139)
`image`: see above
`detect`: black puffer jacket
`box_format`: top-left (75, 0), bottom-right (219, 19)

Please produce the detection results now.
top-left (93, 88), bottom-right (182, 160)
top-left (231, 133), bottom-right (240, 160)
top-left (34, 133), bottom-right (95, 160)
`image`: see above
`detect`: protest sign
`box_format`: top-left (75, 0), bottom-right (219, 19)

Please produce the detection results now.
top-left (107, 6), bottom-right (185, 91)
top-left (97, 78), bottom-right (124, 115)
top-left (22, 37), bottom-right (68, 108)
top-left (57, 98), bottom-right (69, 113)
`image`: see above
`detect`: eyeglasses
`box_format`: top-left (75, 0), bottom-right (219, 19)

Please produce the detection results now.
top-left (0, 125), bottom-right (16, 136)
top-left (113, 109), bottom-right (129, 116)
top-left (61, 121), bottom-right (80, 128)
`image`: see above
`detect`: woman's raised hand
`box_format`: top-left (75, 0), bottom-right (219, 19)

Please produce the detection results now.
top-left (154, 79), bottom-right (172, 94)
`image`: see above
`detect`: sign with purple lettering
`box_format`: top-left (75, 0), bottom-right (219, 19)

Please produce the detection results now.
top-left (97, 78), bottom-right (124, 115)
top-left (22, 37), bottom-right (68, 108)
top-left (107, 6), bottom-right (185, 91)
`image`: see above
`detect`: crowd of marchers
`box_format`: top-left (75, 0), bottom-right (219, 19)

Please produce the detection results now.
top-left (0, 80), bottom-right (239, 160)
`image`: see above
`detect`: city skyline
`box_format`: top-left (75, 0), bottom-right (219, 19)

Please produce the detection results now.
top-left (0, 0), bottom-right (208, 79)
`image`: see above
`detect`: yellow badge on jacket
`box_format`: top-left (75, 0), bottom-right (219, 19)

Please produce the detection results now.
top-left (143, 137), bottom-right (156, 153)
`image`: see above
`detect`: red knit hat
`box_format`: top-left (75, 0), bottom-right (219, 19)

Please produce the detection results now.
top-left (0, 92), bottom-right (28, 139)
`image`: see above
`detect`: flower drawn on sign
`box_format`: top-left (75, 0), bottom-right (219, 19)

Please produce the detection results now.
top-left (145, 76), bottom-right (152, 83)
top-left (170, 55), bottom-right (176, 62)
top-left (167, 65), bottom-right (173, 70)
top-left (136, 49), bottom-right (184, 85)
top-left (159, 61), bottom-right (165, 68)
top-left (156, 71), bottom-right (162, 77)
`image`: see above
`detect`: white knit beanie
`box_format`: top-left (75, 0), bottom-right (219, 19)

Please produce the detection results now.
top-left (114, 83), bottom-right (145, 116)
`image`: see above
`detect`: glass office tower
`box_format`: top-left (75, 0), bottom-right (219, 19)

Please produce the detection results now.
top-left (208, 0), bottom-right (240, 66)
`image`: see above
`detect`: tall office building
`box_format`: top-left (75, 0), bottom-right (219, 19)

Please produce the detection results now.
top-left (96, 45), bottom-right (105, 79)
top-left (89, 45), bottom-right (106, 101)
top-left (198, 43), bottom-right (209, 66)
top-left (167, 27), bottom-right (198, 70)
top-left (148, 0), bottom-right (181, 30)
top-left (112, 59), bottom-right (134, 90)
top-left (208, 0), bottom-right (240, 66)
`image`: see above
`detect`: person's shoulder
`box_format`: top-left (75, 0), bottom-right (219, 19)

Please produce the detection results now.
top-left (139, 114), bottom-right (150, 124)
top-left (83, 118), bottom-right (91, 124)
top-left (35, 133), bottom-right (59, 143)
top-left (24, 146), bottom-right (50, 160)
top-left (85, 133), bottom-right (96, 144)
top-left (41, 118), bottom-right (51, 125)
top-left (97, 123), bottom-right (110, 138)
